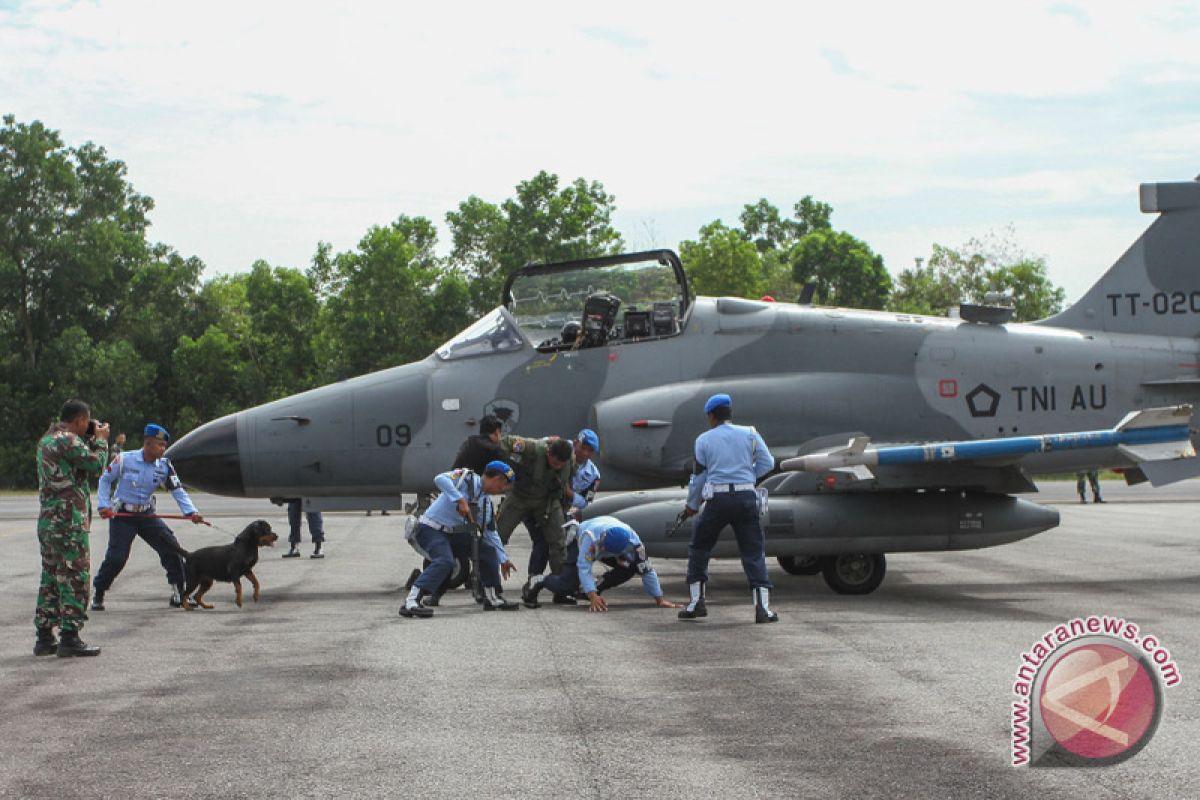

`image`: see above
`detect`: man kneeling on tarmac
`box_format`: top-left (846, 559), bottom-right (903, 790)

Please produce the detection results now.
top-left (522, 515), bottom-right (679, 612)
top-left (400, 461), bottom-right (519, 617)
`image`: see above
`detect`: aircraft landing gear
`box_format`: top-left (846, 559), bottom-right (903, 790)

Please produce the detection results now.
top-left (821, 553), bottom-right (887, 595)
top-left (777, 555), bottom-right (822, 576)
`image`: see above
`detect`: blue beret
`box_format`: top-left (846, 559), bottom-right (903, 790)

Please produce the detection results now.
top-left (576, 428), bottom-right (600, 450)
top-left (144, 423), bottom-right (171, 442)
top-left (704, 393), bottom-right (732, 414)
top-left (603, 524), bottom-right (633, 553)
top-left (485, 460), bottom-right (516, 481)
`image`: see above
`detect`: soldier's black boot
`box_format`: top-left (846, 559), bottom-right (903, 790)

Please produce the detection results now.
top-left (169, 583), bottom-right (185, 608)
top-left (482, 586), bottom-right (520, 611)
top-left (90, 588), bottom-right (105, 611)
top-left (310, 542), bottom-right (324, 559)
top-left (678, 581), bottom-right (707, 619)
top-left (521, 576), bottom-right (545, 609)
top-left (33, 627), bottom-right (57, 657)
top-left (282, 544), bottom-right (301, 558)
top-left (57, 630), bottom-right (100, 657)
top-left (552, 593), bottom-right (578, 605)
top-left (754, 587), bottom-right (779, 624)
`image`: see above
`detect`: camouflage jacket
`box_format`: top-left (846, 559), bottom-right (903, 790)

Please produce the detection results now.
top-left (499, 435), bottom-right (571, 501)
top-left (37, 422), bottom-right (108, 530)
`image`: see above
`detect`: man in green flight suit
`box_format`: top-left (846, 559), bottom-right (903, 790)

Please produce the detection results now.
top-left (34, 399), bottom-right (110, 657)
top-left (495, 436), bottom-right (574, 573)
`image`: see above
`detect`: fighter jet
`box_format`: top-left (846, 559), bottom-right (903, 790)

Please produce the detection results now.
top-left (169, 177), bottom-right (1200, 594)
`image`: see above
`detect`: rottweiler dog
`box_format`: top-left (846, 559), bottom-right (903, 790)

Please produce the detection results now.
top-left (177, 520), bottom-right (279, 610)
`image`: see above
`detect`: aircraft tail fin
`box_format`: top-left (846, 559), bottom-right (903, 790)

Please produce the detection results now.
top-left (1037, 179), bottom-right (1200, 337)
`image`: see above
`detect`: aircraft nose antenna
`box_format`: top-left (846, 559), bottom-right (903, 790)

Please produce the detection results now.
top-left (166, 414), bottom-right (245, 496)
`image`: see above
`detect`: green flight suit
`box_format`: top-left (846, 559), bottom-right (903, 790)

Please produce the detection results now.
top-left (495, 436), bottom-right (572, 572)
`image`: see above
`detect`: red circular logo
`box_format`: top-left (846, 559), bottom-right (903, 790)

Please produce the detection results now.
top-left (1038, 642), bottom-right (1159, 761)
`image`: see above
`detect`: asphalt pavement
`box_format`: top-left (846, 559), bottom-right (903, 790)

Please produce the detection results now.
top-left (0, 480), bottom-right (1196, 799)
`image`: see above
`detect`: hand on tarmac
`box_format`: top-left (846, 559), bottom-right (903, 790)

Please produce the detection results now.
top-left (501, 560), bottom-right (518, 580)
top-left (654, 597), bottom-right (680, 609)
top-left (588, 592), bottom-right (608, 613)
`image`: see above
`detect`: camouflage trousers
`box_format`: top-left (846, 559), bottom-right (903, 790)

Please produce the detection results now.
top-left (35, 525), bottom-right (91, 632)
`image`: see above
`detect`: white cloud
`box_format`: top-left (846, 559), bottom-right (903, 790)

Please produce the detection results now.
top-left (1, 0), bottom-right (1197, 288)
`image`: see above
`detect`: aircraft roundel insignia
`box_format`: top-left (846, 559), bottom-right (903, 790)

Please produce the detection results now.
top-left (965, 383), bottom-right (1001, 417)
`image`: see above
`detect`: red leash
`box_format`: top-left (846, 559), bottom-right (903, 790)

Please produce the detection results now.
top-left (108, 512), bottom-right (212, 526)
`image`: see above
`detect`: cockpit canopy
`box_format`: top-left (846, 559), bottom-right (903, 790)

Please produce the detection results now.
top-left (503, 250), bottom-right (690, 352)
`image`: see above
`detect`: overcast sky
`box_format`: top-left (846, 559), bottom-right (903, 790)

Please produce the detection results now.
top-left (3, 0), bottom-right (1198, 302)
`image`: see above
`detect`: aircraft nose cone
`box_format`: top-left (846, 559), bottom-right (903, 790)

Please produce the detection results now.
top-left (166, 414), bottom-right (245, 497)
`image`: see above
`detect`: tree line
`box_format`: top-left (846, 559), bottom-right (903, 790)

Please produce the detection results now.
top-left (0, 115), bottom-right (1064, 488)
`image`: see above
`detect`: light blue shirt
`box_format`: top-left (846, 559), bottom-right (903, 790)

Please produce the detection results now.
top-left (686, 422), bottom-right (774, 510)
top-left (97, 449), bottom-right (198, 516)
top-left (422, 469), bottom-right (508, 562)
top-left (569, 457), bottom-right (601, 510)
top-left (575, 516), bottom-right (662, 597)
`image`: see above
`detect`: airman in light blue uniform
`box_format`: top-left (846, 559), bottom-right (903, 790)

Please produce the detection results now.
top-left (400, 461), bottom-right (518, 617)
top-left (521, 515), bottom-right (678, 612)
top-left (94, 424), bottom-right (205, 610)
top-left (680, 393), bottom-right (778, 623)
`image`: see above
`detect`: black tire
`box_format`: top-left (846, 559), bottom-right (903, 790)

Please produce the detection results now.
top-left (777, 555), bottom-right (822, 576)
top-left (446, 555), bottom-right (472, 590)
top-left (821, 553), bottom-right (887, 595)
top-left (422, 556), bottom-right (472, 592)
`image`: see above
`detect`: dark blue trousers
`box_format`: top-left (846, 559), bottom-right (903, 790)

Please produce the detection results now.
top-left (541, 542), bottom-right (582, 597)
top-left (525, 513), bottom-right (550, 576)
top-left (287, 500), bottom-right (325, 544)
top-left (413, 524), bottom-right (502, 593)
top-left (686, 491), bottom-right (772, 589)
top-left (94, 513), bottom-right (186, 591)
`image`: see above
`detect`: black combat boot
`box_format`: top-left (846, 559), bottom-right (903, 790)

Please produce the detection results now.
top-left (399, 587), bottom-right (433, 618)
top-left (310, 542), bottom-right (324, 559)
top-left (678, 581), bottom-right (707, 619)
top-left (169, 583), bottom-right (185, 608)
top-left (754, 587), bottom-right (779, 624)
top-left (34, 627), bottom-right (58, 657)
top-left (482, 586), bottom-right (520, 611)
top-left (57, 630), bottom-right (100, 657)
top-left (282, 544), bottom-right (301, 558)
top-left (552, 593), bottom-right (578, 605)
top-left (521, 576), bottom-right (545, 609)
top-left (90, 588), bottom-right (105, 611)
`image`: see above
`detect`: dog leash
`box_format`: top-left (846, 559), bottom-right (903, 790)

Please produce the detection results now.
top-left (109, 512), bottom-right (214, 527)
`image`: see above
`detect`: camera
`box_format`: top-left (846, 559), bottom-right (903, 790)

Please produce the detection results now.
top-left (86, 420), bottom-right (97, 437)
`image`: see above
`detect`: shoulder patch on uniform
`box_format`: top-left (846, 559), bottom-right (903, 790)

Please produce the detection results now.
top-left (512, 439), bottom-right (525, 453)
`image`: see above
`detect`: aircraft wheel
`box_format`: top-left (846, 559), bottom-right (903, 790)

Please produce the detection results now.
top-left (777, 555), bottom-right (822, 576)
top-left (821, 553), bottom-right (886, 595)
top-left (420, 555), bottom-right (472, 590)
top-left (446, 556), bottom-right (472, 590)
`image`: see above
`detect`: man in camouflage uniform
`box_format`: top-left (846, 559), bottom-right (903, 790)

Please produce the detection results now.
top-left (495, 436), bottom-right (574, 573)
top-left (34, 399), bottom-right (110, 657)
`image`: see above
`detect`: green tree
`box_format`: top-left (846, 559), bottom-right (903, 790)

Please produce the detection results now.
top-left (790, 229), bottom-right (891, 309)
top-left (245, 260), bottom-right (320, 398)
top-left (0, 115), bottom-right (152, 369)
top-left (679, 221), bottom-right (765, 298)
top-left (314, 216), bottom-right (471, 379)
top-left (739, 195), bottom-right (832, 253)
top-left (890, 232), bottom-right (1065, 321)
top-left (446, 171), bottom-right (624, 310)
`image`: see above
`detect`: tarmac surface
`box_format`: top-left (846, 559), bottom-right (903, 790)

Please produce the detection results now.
top-left (0, 480), bottom-right (1196, 799)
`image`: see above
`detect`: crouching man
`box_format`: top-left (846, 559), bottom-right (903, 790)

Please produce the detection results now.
top-left (400, 461), bottom-right (519, 617)
top-left (521, 515), bottom-right (679, 612)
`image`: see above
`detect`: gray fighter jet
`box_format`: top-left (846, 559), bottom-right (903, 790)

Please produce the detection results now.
top-left (169, 177), bottom-right (1200, 594)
